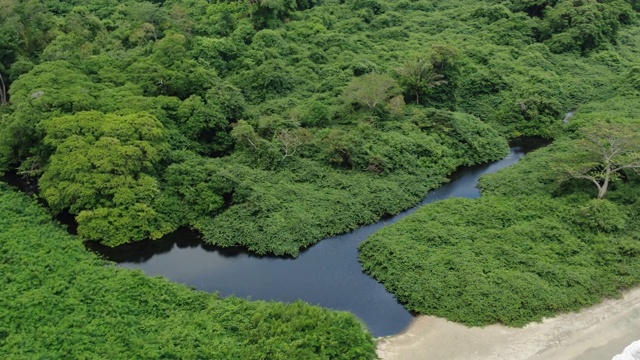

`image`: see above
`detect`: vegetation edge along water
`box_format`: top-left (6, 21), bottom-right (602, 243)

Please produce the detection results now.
top-left (0, 182), bottom-right (377, 359)
top-left (1, 0), bottom-right (640, 356)
top-left (359, 123), bottom-right (640, 327)
top-left (4, 0), bottom-right (640, 256)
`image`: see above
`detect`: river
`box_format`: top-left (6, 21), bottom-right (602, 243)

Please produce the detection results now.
top-left (85, 138), bottom-right (546, 337)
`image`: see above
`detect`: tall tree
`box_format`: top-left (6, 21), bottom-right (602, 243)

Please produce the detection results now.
top-left (0, 61), bottom-right (98, 175)
top-left (541, 0), bottom-right (633, 53)
top-left (555, 122), bottom-right (640, 199)
top-left (276, 127), bottom-right (311, 164)
top-left (39, 111), bottom-right (170, 245)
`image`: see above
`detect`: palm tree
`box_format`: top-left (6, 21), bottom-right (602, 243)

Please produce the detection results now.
top-left (396, 58), bottom-right (446, 105)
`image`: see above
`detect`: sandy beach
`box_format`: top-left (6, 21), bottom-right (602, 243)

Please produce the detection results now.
top-left (377, 287), bottom-right (640, 360)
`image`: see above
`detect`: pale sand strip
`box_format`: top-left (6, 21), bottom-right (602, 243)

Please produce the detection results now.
top-left (377, 287), bottom-right (640, 360)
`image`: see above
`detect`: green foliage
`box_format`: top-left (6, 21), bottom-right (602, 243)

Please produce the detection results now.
top-left (541, 0), bottom-right (634, 53)
top-left (479, 144), bottom-right (562, 196)
top-left (360, 140), bottom-right (640, 326)
top-left (497, 95), bottom-right (563, 137)
top-left (0, 0), bottom-right (638, 347)
top-left (552, 121), bottom-right (640, 199)
top-left (238, 59), bottom-right (297, 103)
top-left (573, 199), bottom-right (629, 232)
top-left (176, 94), bottom-right (234, 155)
top-left (622, 66), bottom-right (640, 92)
top-left (443, 111), bottom-right (511, 165)
top-left (0, 61), bottom-right (99, 172)
top-left (396, 57), bottom-right (446, 106)
top-left (39, 111), bottom-right (170, 246)
top-left (342, 72), bottom-right (400, 111)
top-left (230, 119), bottom-right (282, 168)
top-left (195, 162), bottom-right (446, 255)
top-left (0, 0), bottom-right (639, 255)
top-left (193, 109), bottom-right (509, 255)
top-left (161, 153), bottom-right (231, 223)
top-left (0, 184), bottom-right (377, 359)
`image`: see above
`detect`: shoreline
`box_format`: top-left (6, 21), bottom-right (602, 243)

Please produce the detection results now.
top-left (377, 287), bottom-right (640, 360)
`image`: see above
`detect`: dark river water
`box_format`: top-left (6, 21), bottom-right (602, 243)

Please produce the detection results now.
top-left (84, 138), bottom-right (544, 337)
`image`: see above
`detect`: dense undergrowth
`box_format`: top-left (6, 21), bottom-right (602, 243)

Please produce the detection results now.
top-left (354, 0), bottom-right (640, 327)
top-left (357, 25), bottom-right (640, 320)
top-left (0, 0), bottom-right (639, 353)
top-left (3, 0), bottom-right (639, 254)
top-left (0, 183), bottom-right (377, 359)
top-left (359, 134), bottom-right (640, 326)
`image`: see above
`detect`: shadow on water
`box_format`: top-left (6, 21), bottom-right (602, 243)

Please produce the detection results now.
top-left (1, 170), bottom-right (39, 195)
top-left (6, 137), bottom-right (548, 337)
top-left (1, 171), bottom-right (79, 234)
top-left (86, 228), bottom-right (289, 263)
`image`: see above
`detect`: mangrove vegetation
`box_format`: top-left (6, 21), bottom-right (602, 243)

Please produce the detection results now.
top-left (0, 184), bottom-right (377, 359)
top-left (1, 0), bottom-right (640, 355)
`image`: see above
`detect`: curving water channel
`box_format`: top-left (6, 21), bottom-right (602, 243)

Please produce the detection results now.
top-left (88, 138), bottom-right (546, 337)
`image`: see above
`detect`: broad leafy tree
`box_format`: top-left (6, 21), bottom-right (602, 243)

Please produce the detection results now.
top-left (555, 122), bottom-right (640, 199)
top-left (39, 111), bottom-right (170, 245)
top-left (0, 61), bottom-right (98, 174)
top-left (342, 73), bottom-right (399, 110)
top-left (542, 0), bottom-right (634, 53)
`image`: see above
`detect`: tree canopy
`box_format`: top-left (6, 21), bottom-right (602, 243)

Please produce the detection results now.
top-left (0, 183), bottom-right (377, 359)
top-left (39, 111), bottom-right (170, 245)
top-left (554, 122), bottom-right (640, 199)
top-left (360, 141), bottom-right (640, 327)
top-left (0, 0), bottom-right (638, 256)
top-left (0, 0), bottom-right (640, 356)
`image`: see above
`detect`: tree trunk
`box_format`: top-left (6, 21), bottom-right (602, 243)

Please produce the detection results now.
top-left (597, 170), bottom-right (610, 199)
top-left (597, 185), bottom-right (607, 199)
top-left (0, 74), bottom-right (6, 105)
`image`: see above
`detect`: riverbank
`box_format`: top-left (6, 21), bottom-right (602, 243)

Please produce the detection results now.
top-left (377, 287), bottom-right (640, 360)
top-left (0, 184), bottom-right (378, 359)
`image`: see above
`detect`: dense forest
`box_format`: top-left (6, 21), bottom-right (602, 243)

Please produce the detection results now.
top-left (353, 0), bottom-right (640, 327)
top-left (2, 0), bottom-right (640, 356)
top-left (6, 0), bottom-right (638, 255)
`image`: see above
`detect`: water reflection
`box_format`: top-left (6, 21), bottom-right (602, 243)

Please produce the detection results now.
top-left (85, 228), bottom-right (280, 263)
